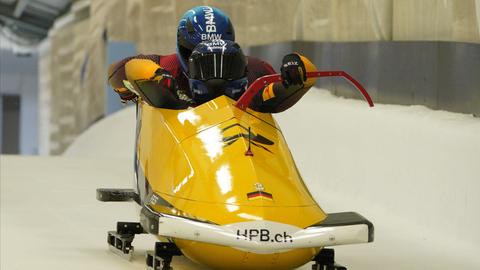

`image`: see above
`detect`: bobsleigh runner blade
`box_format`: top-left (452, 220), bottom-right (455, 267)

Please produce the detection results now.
top-left (107, 231), bottom-right (135, 260)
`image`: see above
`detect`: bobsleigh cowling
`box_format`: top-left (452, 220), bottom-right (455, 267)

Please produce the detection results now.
top-left (97, 72), bottom-right (374, 270)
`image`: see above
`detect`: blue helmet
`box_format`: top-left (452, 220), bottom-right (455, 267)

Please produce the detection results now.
top-left (177, 6), bottom-right (235, 72)
top-left (188, 39), bottom-right (248, 104)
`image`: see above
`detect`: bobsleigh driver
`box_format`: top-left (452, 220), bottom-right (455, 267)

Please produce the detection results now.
top-left (99, 5), bottom-right (375, 270)
top-left (108, 6), bottom-right (318, 112)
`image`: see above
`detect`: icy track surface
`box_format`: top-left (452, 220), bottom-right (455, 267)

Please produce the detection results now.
top-left (2, 89), bottom-right (480, 270)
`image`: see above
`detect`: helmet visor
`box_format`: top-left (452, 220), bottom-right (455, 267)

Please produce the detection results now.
top-left (189, 52), bottom-right (246, 81)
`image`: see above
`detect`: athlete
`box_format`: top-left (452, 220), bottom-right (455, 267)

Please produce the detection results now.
top-left (108, 6), bottom-right (318, 113)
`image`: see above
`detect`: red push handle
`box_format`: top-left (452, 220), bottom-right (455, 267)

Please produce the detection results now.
top-left (235, 71), bottom-right (374, 110)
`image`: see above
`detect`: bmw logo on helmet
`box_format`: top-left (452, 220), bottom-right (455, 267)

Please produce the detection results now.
top-left (176, 6), bottom-right (235, 72)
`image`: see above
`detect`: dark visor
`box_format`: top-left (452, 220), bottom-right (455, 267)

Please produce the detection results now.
top-left (189, 52), bottom-right (246, 81)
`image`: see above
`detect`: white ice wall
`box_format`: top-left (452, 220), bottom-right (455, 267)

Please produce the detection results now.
top-left (276, 90), bottom-right (480, 244)
top-left (274, 90), bottom-right (480, 268)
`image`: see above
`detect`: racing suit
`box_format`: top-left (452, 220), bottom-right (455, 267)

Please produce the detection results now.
top-left (108, 53), bottom-right (317, 113)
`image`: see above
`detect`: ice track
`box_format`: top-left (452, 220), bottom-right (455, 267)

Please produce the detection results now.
top-left (2, 89), bottom-right (479, 269)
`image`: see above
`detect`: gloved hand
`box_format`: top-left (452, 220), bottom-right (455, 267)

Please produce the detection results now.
top-left (151, 68), bottom-right (178, 91)
top-left (146, 67), bottom-right (194, 107)
top-left (117, 88), bottom-right (137, 102)
top-left (280, 53), bottom-right (307, 87)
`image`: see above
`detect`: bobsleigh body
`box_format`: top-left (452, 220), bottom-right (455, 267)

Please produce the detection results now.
top-left (132, 96), bottom-right (372, 269)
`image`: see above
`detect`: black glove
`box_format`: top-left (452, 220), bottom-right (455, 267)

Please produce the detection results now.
top-left (280, 53), bottom-right (307, 87)
top-left (148, 68), bottom-right (194, 108)
top-left (151, 68), bottom-right (178, 91)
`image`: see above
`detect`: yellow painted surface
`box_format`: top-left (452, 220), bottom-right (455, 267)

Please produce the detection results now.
top-left (262, 84), bottom-right (276, 101)
top-left (299, 54), bottom-right (318, 88)
top-left (125, 59), bottom-right (160, 81)
top-left (173, 238), bottom-right (320, 270)
top-left (138, 96), bottom-right (326, 269)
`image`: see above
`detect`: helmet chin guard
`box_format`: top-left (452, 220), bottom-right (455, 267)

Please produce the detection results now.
top-left (188, 39), bottom-right (247, 104)
top-left (189, 77), bottom-right (248, 105)
top-left (177, 6), bottom-right (235, 72)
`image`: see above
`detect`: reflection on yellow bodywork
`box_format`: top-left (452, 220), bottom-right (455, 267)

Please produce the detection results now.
top-left (216, 165), bottom-right (233, 194)
top-left (177, 110), bottom-right (201, 125)
top-left (237, 212), bottom-right (263, 221)
top-left (197, 126), bottom-right (224, 161)
top-left (225, 197), bottom-right (240, 212)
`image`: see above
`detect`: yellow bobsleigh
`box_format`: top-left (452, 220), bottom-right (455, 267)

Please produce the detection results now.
top-left (97, 71), bottom-right (374, 270)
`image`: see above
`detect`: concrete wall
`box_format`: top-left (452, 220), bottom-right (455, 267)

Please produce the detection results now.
top-left (393, 0), bottom-right (480, 43)
top-left (40, 4), bottom-right (105, 154)
top-left (37, 39), bottom-right (52, 155)
top-left (248, 41), bottom-right (480, 117)
top-left (93, 0), bottom-right (479, 48)
top-left (301, 0), bottom-right (394, 41)
top-left (48, 18), bottom-right (101, 154)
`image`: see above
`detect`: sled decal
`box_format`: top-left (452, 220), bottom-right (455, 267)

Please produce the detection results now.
top-left (222, 123), bottom-right (274, 153)
top-left (247, 191), bottom-right (273, 201)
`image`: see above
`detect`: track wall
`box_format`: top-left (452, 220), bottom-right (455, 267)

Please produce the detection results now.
top-left (247, 41), bottom-right (480, 116)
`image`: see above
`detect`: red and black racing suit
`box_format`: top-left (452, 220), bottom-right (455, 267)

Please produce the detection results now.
top-left (108, 54), bottom-right (315, 113)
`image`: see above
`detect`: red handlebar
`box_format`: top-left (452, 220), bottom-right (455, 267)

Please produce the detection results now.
top-left (235, 71), bottom-right (374, 110)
